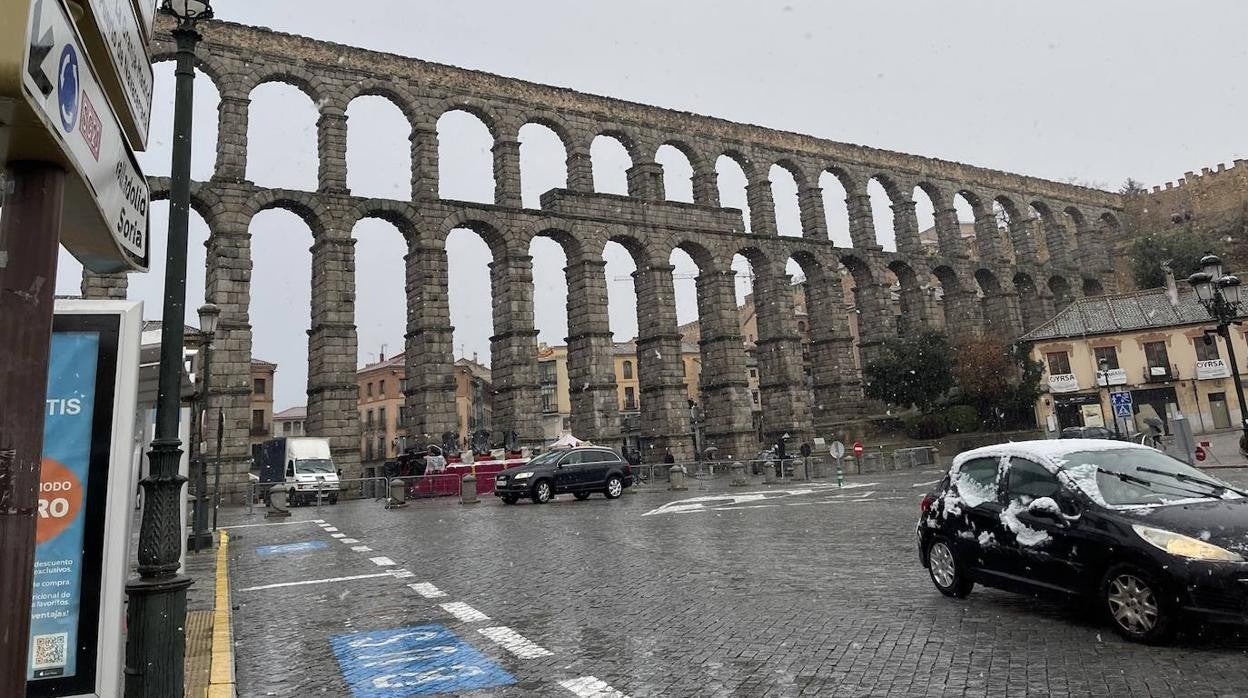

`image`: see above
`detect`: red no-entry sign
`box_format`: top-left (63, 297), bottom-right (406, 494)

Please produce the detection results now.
top-left (852, 441), bottom-right (864, 458)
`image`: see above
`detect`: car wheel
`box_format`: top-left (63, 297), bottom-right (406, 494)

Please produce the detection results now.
top-left (1102, 564), bottom-right (1175, 644)
top-left (501, 495), bottom-right (519, 505)
top-left (604, 475), bottom-right (624, 499)
top-left (573, 491), bottom-right (591, 500)
top-left (288, 489), bottom-right (299, 507)
top-left (926, 539), bottom-right (973, 598)
top-left (531, 480), bottom-right (553, 504)
top-left (328, 494), bottom-right (338, 505)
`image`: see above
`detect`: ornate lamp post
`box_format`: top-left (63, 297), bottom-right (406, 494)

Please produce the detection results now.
top-left (124, 1), bottom-right (213, 695)
top-left (1095, 357), bottom-right (1121, 438)
top-left (1188, 254), bottom-right (1248, 453)
top-left (188, 303), bottom-right (219, 552)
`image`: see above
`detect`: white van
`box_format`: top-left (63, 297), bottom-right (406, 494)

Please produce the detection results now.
top-left (257, 436), bottom-right (341, 505)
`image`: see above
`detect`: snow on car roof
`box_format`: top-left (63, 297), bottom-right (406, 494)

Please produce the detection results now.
top-left (951, 439), bottom-right (1155, 473)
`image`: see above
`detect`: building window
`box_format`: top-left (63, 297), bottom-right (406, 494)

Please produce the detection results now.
top-left (540, 361), bottom-right (557, 384)
top-left (562, 417), bottom-right (571, 432)
top-left (749, 368), bottom-right (757, 379)
top-left (379, 379), bottom-right (386, 397)
top-left (541, 385), bottom-right (556, 413)
top-left (1093, 346), bottom-right (1119, 370)
top-left (1195, 336), bottom-right (1220, 362)
top-left (1144, 341), bottom-right (1171, 376)
top-left (252, 409), bottom-right (265, 432)
top-left (367, 382), bottom-right (373, 397)
top-left (751, 390), bottom-right (760, 405)
top-left (367, 409), bottom-right (374, 429)
top-left (624, 386), bottom-right (637, 410)
top-left (282, 421), bottom-right (291, 434)
top-left (622, 361), bottom-right (633, 380)
top-left (253, 378), bottom-right (266, 395)
top-left (1045, 351), bottom-right (1072, 375)
top-left (377, 436), bottom-right (385, 459)
top-left (379, 406), bottom-right (386, 427)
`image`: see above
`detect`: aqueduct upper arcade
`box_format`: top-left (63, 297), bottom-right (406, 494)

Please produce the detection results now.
top-left (83, 18), bottom-right (1123, 495)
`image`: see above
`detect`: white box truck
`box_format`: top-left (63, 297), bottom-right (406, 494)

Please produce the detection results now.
top-left (257, 436), bottom-right (341, 505)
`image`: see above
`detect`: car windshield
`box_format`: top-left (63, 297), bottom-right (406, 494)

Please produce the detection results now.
top-left (523, 451), bottom-right (563, 468)
top-left (296, 458), bottom-right (335, 474)
top-left (1057, 448), bottom-right (1241, 507)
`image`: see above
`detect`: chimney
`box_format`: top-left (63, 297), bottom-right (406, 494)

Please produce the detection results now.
top-left (1162, 262), bottom-right (1179, 306)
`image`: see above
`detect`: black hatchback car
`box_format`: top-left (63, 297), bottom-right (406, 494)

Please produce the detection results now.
top-left (494, 446), bottom-right (633, 504)
top-left (918, 439), bottom-right (1248, 643)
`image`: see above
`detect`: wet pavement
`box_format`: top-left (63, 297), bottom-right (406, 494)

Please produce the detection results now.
top-left (217, 468), bottom-right (1248, 697)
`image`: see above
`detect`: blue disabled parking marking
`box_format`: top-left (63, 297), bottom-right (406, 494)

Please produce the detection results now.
top-left (255, 540), bottom-right (327, 556)
top-left (331, 625), bottom-right (514, 696)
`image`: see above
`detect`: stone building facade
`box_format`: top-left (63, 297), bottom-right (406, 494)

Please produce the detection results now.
top-left (84, 17), bottom-right (1124, 498)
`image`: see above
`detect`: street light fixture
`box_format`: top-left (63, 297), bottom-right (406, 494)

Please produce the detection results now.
top-left (188, 304), bottom-right (219, 553)
top-left (1096, 357), bottom-right (1121, 438)
top-left (125, 2), bottom-right (212, 695)
top-left (1187, 255), bottom-right (1248, 455)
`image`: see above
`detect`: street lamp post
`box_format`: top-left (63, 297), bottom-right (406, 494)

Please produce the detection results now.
top-left (1096, 358), bottom-right (1121, 438)
top-left (188, 304), bottom-right (219, 552)
top-left (1188, 254), bottom-right (1248, 453)
top-left (124, 1), bottom-right (212, 695)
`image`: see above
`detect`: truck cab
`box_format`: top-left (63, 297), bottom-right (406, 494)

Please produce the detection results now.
top-left (259, 437), bottom-right (340, 505)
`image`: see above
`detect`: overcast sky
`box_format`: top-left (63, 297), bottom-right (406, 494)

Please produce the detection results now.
top-left (55, 1), bottom-right (1248, 411)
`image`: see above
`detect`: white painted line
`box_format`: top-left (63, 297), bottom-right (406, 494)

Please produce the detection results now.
top-left (223, 520), bottom-right (317, 529)
top-left (312, 519), bottom-right (325, 523)
top-left (330, 533), bottom-right (346, 538)
top-left (408, 582), bottom-right (446, 599)
top-left (559, 676), bottom-right (629, 697)
top-left (351, 545), bottom-right (372, 552)
top-left (390, 569), bottom-right (415, 579)
top-left (322, 527), bottom-right (339, 532)
top-left (440, 602), bottom-right (490, 623)
top-left (340, 538), bottom-right (359, 544)
top-left (237, 572), bottom-right (392, 592)
top-left (369, 556), bottom-right (396, 567)
top-left (478, 626), bottom-right (552, 659)
top-left (912, 479), bottom-right (942, 488)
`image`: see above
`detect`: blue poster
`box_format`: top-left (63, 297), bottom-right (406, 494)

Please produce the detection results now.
top-left (28, 332), bottom-right (99, 681)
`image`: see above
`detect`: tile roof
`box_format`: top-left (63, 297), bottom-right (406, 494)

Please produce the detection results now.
top-left (274, 406), bottom-right (306, 420)
top-left (1021, 286), bottom-right (1218, 341)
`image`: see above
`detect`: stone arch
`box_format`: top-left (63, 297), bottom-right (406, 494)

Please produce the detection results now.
top-left (436, 108), bottom-right (497, 203)
top-left (1083, 277), bottom-right (1105, 297)
top-left (975, 267), bottom-right (1019, 336)
top-left (1049, 275), bottom-right (1073, 311)
top-left (769, 161), bottom-right (804, 238)
top-left (1013, 271), bottom-right (1045, 332)
top-left (247, 190), bottom-right (332, 237)
top-left (655, 142), bottom-right (697, 203)
top-left (888, 259), bottom-right (927, 335)
top-left (437, 211), bottom-right (511, 256)
top-left (150, 48), bottom-right (228, 89)
top-left (342, 80), bottom-right (419, 117)
top-left (246, 68), bottom-right (328, 106)
top-left (716, 153), bottom-right (754, 233)
top-left (149, 180), bottom-right (222, 231)
top-left (590, 133), bottom-right (635, 196)
top-left (992, 195), bottom-right (1025, 263)
top-left (930, 264), bottom-right (972, 335)
top-left (428, 99), bottom-right (502, 139)
top-left (345, 92), bottom-right (414, 198)
top-left (912, 182), bottom-right (942, 250)
top-left (819, 167), bottom-right (855, 247)
top-left (347, 201), bottom-right (419, 240)
top-left (517, 121), bottom-right (569, 208)
top-left (867, 174), bottom-right (909, 252)
top-left (246, 79), bottom-right (321, 190)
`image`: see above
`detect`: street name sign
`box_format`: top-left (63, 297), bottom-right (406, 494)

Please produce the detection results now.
top-left (1111, 392), bottom-right (1134, 418)
top-left (75, 0), bottom-right (155, 149)
top-left (0, 0), bottom-right (150, 273)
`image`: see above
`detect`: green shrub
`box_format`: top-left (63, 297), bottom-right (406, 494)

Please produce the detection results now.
top-left (904, 413), bottom-right (947, 440)
top-left (943, 405), bottom-right (980, 434)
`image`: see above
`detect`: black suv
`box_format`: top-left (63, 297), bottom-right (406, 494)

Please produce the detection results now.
top-left (494, 447), bottom-right (633, 504)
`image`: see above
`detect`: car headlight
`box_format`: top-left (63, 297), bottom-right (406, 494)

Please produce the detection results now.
top-left (512, 472), bottom-right (532, 480)
top-left (1132, 525), bottom-right (1244, 562)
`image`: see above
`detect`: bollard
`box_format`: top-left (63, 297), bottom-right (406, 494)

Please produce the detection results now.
top-left (461, 473), bottom-right (479, 505)
top-left (791, 459), bottom-right (807, 481)
top-left (729, 461), bottom-right (749, 487)
top-left (266, 484), bottom-right (291, 519)
top-left (764, 461), bottom-right (777, 484)
top-left (836, 457), bottom-right (845, 487)
top-left (668, 464), bottom-right (688, 491)
top-left (316, 480), bottom-right (324, 509)
top-left (386, 478), bottom-right (408, 509)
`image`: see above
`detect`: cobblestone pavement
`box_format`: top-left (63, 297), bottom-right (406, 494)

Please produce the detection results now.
top-left (217, 468), bottom-right (1248, 697)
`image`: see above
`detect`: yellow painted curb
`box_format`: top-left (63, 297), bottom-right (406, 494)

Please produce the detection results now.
top-left (206, 529), bottom-right (235, 698)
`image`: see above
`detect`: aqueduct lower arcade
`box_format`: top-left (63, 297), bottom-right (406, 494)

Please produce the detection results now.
top-left (83, 18), bottom-right (1123, 496)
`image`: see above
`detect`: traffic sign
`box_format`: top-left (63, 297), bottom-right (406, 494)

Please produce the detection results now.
top-left (3, 0), bottom-right (150, 272)
top-left (76, 0), bottom-right (155, 149)
top-left (852, 441), bottom-right (864, 458)
top-left (1111, 392), bottom-right (1133, 419)
top-left (829, 440), bottom-right (845, 459)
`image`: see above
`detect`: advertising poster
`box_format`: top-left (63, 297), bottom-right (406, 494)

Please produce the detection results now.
top-left (27, 303), bottom-right (140, 698)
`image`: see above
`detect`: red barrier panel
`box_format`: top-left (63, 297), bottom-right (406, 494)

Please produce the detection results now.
top-left (407, 462), bottom-right (514, 498)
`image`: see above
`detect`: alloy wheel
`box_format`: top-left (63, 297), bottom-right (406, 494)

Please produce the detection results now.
top-left (607, 477), bottom-right (623, 498)
top-left (929, 542), bottom-right (956, 589)
top-left (1107, 574), bottom-right (1159, 634)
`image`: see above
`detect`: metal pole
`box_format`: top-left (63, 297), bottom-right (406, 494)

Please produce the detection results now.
top-left (211, 405), bottom-right (222, 530)
top-left (1218, 323), bottom-right (1248, 448)
top-left (124, 20), bottom-right (201, 697)
top-left (0, 161), bottom-right (66, 698)
top-left (190, 331), bottom-right (212, 551)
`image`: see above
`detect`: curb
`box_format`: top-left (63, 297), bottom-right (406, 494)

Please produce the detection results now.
top-left (207, 530), bottom-right (236, 698)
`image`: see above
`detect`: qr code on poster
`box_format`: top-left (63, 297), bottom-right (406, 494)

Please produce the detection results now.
top-left (32, 633), bottom-right (68, 669)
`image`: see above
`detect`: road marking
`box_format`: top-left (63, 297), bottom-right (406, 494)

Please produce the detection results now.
top-left (312, 519), bottom-right (325, 523)
top-left (223, 520), bottom-right (318, 529)
top-left (409, 583), bottom-right (447, 599)
top-left (440, 602), bottom-right (490, 623)
top-left (391, 569), bottom-right (415, 579)
top-left (330, 533), bottom-right (346, 538)
top-left (340, 538), bottom-right (359, 544)
top-left (323, 526), bottom-right (339, 532)
top-left (912, 479), bottom-right (942, 488)
top-left (351, 545), bottom-right (373, 552)
top-left (238, 572), bottom-right (392, 592)
top-left (477, 626), bottom-right (552, 659)
top-left (559, 676), bottom-right (629, 697)
top-left (370, 556), bottom-right (397, 567)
